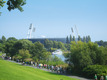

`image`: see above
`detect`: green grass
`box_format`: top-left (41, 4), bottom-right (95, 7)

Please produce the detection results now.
top-left (0, 52), bottom-right (3, 56)
top-left (0, 59), bottom-right (79, 80)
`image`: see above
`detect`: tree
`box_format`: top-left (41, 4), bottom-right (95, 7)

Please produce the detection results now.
top-left (1, 36), bottom-right (6, 43)
top-left (31, 41), bottom-right (51, 61)
top-left (7, 37), bottom-right (17, 42)
top-left (66, 36), bottom-right (69, 44)
top-left (70, 41), bottom-right (92, 70)
top-left (87, 35), bottom-right (91, 42)
top-left (10, 39), bottom-right (34, 57)
top-left (4, 40), bottom-right (17, 56)
top-left (18, 49), bottom-right (31, 61)
top-left (0, 0), bottom-right (6, 8)
top-left (0, 43), bottom-right (2, 51)
top-left (14, 39), bottom-right (33, 52)
top-left (44, 39), bottom-right (54, 49)
top-left (78, 35), bottom-right (81, 41)
top-left (0, 0), bottom-right (6, 15)
top-left (64, 43), bottom-right (71, 50)
top-left (86, 35), bottom-right (91, 42)
top-left (49, 40), bottom-right (53, 48)
top-left (70, 35), bottom-right (72, 43)
top-left (95, 46), bottom-right (107, 65)
top-left (73, 36), bottom-right (75, 41)
top-left (58, 42), bottom-right (66, 50)
top-left (44, 39), bottom-right (50, 49)
top-left (53, 41), bottom-right (58, 48)
top-left (83, 36), bottom-right (86, 42)
top-left (0, 0), bottom-right (26, 15)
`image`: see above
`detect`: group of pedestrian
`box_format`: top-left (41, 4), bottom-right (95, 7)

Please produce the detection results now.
top-left (21, 61), bottom-right (66, 74)
top-left (4, 56), bottom-right (11, 60)
top-left (3, 56), bottom-right (67, 74)
top-left (95, 74), bottom-right (107, 80)
top-left (49, 65), bottom-right (66, 74)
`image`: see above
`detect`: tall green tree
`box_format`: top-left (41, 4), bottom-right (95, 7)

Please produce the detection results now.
top-left (18, 49), bottom-right (31, 61)
top-left (78, 35), bottom-right (81, 41)
top-left (66, 36), bottom-right (69, 44)
top-left (53, 41), bottom-right (58, 48)
top-left (31, 42), bottom-right (50, 62)
top-left (70, 41), bottom-right (92, 70)
top-left (7, 37), bottom-right (17, 42)
top-left (44, 39), bottom-right (50, 49)
top-left (83, 36), bottom-right (86, 42)
top-left (87, 35), bottom-right (91, 42)
top-left (86, 35), bottom-right (91, 42)
top-left (58, 42), bottom-right (66, 50)
top-left (5, 40), bottom-right (16, 56)
top-left (0, 43), bottom-right (5, 52)
top-left (49, 40), bottom-right (53, 48)
top-left (1, 36), bottom-right (6, 43)
top-left (14, 39), bottom-right (33, 52)
top-left (70, 35), bottom-right (72, 43)
top-left (95, 46), bottom-right (107, 65)
top-left (73, 36), bottom-right (75, 41)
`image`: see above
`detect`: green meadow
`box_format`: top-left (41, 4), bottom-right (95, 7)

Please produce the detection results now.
top-left (0, 59), bottom-right (79, 80)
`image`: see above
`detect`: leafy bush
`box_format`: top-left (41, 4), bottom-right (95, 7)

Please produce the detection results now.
top-left (82, 65), bottom-right (107, 79)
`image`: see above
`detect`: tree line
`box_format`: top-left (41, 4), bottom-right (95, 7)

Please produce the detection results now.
top-left (0, 36), bottom-right (65, 66)
top-left (66, 35), bottom-right (91, 44)
top-left (95, 40), bottom-right (107, 48)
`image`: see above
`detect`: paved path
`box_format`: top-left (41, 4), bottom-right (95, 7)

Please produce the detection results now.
top-left (8, 60), bottom-right (91, 80)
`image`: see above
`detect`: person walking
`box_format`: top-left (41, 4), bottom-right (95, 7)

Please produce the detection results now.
top-left (94, 74), bottom-right (97, 80)
top-left (100, 75), bottom-right (104, 80)
top-left (57, 66), bottom-right (59, 73)
top-left (105, 75), bottom-right (107, 80)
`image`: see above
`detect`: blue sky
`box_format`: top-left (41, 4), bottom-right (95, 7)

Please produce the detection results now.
top-left (0, 0), bottom-right (107, 42)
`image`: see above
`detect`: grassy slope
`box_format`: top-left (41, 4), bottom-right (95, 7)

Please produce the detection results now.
top-left (0, 53), bottom-right (3, 56)
top-left (0, 59), bottom-right (79, 80)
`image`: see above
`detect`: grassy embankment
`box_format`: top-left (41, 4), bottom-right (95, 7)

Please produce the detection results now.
top-left (0, 59), bottom-right (79, 80)
top-left (0, 52), bottom-right (3, 56)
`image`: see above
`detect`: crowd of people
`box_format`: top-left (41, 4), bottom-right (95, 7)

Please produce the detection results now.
top-left (95, 74), bottom-right (107, 80)
top-left (4, 56), bottom-right (107, 80)
top-left (22, 60), bottom-right (67, 74)
top-left (4, 56), bottom-right (67, 74)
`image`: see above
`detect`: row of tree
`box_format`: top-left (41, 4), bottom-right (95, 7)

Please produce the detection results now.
top-left (95, 40), bottom-right (107, 47)
top-left (66, 35), bottom-right (91, 44)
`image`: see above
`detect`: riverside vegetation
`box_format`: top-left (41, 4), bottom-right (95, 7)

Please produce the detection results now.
top-left (0, 36), bottom-right (107, 79)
